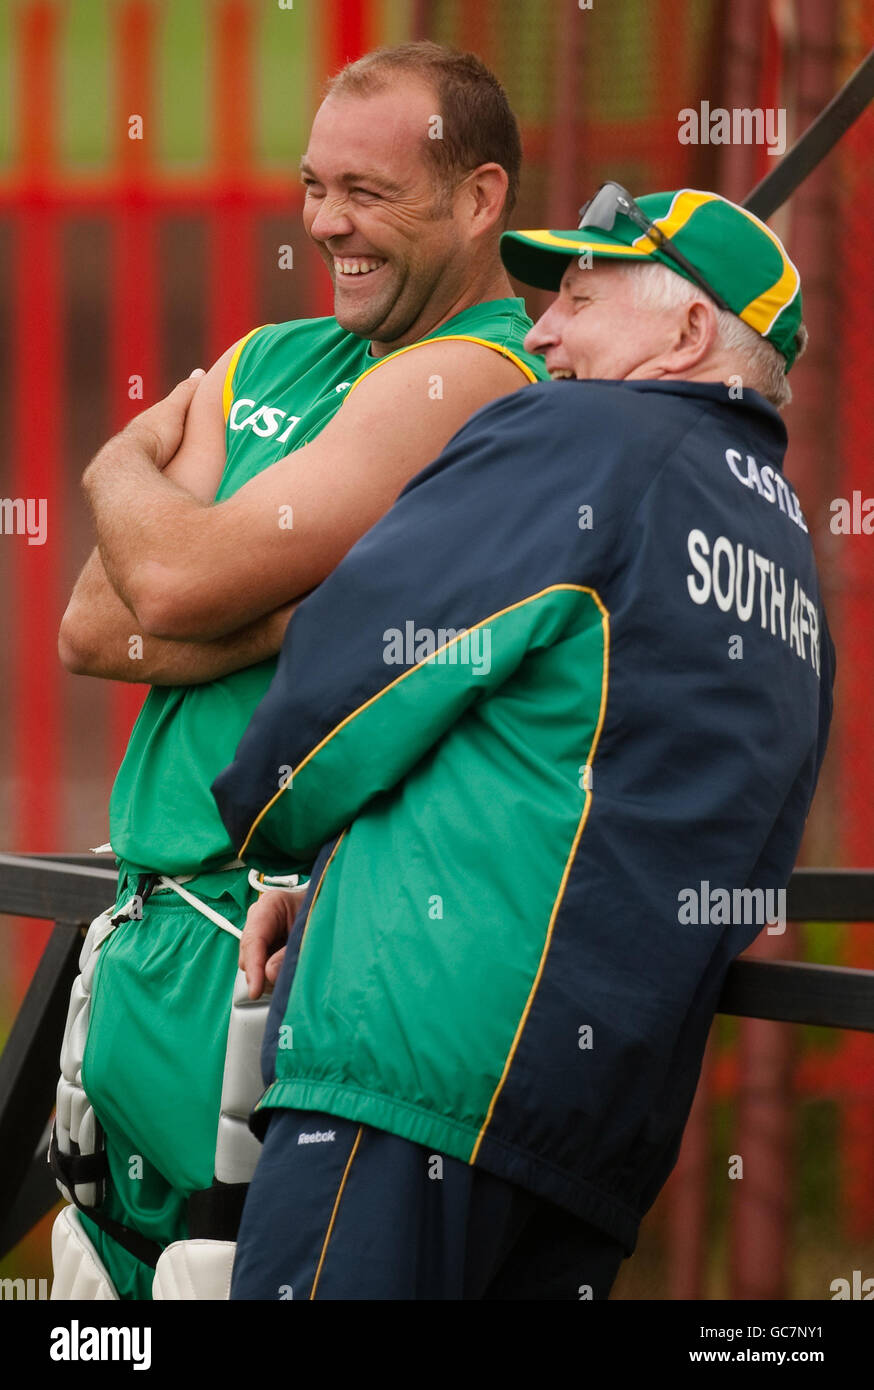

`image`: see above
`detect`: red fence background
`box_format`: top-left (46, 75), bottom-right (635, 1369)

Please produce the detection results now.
top-left (0, 0), bottom-right (872, 1298)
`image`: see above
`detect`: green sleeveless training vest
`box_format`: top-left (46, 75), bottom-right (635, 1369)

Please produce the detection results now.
top-left (108, 299), bottom-right (549, 875)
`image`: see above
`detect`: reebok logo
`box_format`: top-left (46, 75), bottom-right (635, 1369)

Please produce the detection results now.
top-left (298, 1129), bottom-right (336, 1145)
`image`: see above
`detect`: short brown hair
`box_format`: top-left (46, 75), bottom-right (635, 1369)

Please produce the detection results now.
top-left (324, 41), bottom-right (521, 223)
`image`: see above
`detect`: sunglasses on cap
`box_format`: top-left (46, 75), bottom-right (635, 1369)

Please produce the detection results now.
top-left (577, 182), bottom-right (733, 314)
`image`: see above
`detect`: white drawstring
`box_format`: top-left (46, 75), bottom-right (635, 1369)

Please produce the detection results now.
top-left (91, 841), bottom-right (284, 941)
top-left (155, 869), bottom-right (301, 946)
top-left (247, 869), bottom-right (301, 894)
top-left (157, 875), bottom-right (243, 941)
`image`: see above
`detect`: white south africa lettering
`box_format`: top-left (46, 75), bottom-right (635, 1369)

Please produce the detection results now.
top-left (686, 527), bottom-right (821, 677)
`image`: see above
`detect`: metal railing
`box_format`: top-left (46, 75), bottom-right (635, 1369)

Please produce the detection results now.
top-left (1, 853), bottom-right (873, 1259)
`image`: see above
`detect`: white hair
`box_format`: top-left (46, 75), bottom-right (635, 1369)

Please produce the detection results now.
top-left (619, 260), bottom-right (807, 409)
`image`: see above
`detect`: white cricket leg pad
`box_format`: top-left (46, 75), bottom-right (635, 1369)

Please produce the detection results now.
top-left (50, 1205), bottom-right (120, 1301)
top-left (52, 1086), bottom-right (104, 1207)
top-left (152, 1239), bottom-right (236, 1300)
top-left (214, 968), bottom-right (271, 1185)
top-left (53, 906), bottom-right (120, 1206)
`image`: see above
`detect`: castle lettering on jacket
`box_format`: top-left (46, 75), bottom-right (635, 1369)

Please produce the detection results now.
top-left (724, 449), bottom-right (807, 532)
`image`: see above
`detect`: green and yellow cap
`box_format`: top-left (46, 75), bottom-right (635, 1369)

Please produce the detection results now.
top-left (501, 188), bottom-right (804, 369)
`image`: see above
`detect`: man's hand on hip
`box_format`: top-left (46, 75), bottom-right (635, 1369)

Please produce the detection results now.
top-left (240, 887), bottom-right (307, 1000)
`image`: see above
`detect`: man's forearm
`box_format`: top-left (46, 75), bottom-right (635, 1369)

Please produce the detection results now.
top-left (60, 548), bottom-right (296, 685)
top-left (83, 423), bottom-right (207, 618)
top-left (101, 605), bottom-right (295, 685)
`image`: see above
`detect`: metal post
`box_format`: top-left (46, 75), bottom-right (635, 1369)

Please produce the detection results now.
top-left (667, 1042), bottom-right (713, 1299)
top-left (0, 921), bottom-right (83, 1248)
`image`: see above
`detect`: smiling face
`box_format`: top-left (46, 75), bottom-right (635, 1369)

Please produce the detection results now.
top-left (523, 258), bottom-right (683, 380)
top-left (300, 77), bottom-right (474, 351)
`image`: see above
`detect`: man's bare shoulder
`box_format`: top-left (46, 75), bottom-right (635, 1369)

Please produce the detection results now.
top-left (342, 333), bottom-right (539, 415)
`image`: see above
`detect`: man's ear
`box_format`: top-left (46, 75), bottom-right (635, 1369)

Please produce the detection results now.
top-left (668, 297), bottom-right (719, 372)
top-left (458, 163), bottom-right (510, 238)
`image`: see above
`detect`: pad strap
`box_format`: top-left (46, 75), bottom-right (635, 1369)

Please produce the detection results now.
top-left (49, 1127), bottom-right (164, 1270)
top-left (187, 1182), bottom-right (249, 1242)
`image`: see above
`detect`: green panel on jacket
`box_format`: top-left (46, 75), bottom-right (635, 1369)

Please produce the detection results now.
top-left (258, 586), bottom-right (609, 1161)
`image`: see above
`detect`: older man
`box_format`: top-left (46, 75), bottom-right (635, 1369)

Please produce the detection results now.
top-left (50, 41), bottom-right (548, 1301)
top-left (213, 186), bottom-right (834, 1300)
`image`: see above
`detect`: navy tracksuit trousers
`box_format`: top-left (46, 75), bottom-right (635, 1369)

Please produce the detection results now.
top-left (230, 1109), bottom-right (627, 1301)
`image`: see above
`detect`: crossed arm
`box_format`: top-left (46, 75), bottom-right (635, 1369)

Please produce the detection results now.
top-left (59, 342), bottom-right (299, 685)
top-left (59, 549), bottom-right (298, 685)
top-left (79, 338), bottom-right (531, 643)
top-left (61, 334), bottom-right (532, 682)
